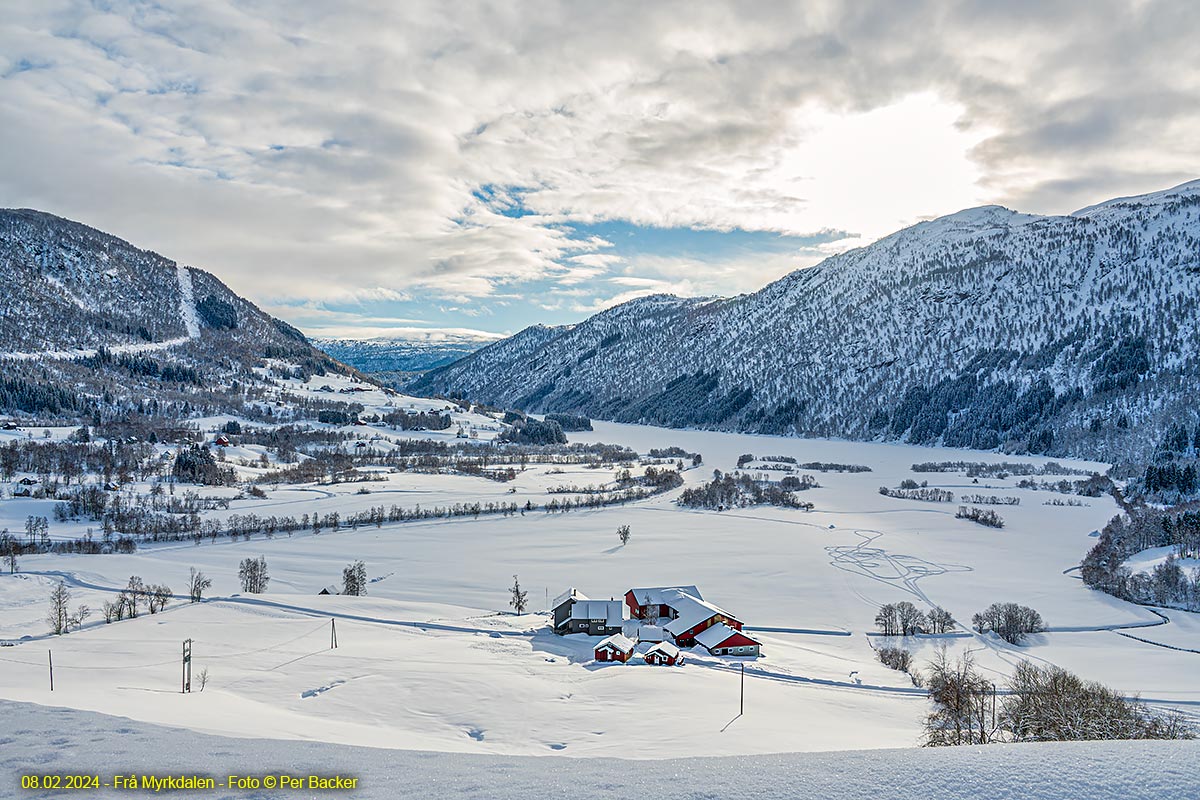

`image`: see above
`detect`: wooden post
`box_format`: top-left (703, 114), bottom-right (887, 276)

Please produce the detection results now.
top-left (740, 663), bottom-right (744, 716)
top-left (330, 618), bottom-right (337, 649)
top-left (48, 650), bottom-right (53, 692)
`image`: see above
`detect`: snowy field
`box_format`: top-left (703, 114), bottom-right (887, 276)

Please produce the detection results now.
top-left (3, 393), bottom-right (1200, 767)
top-left (3, 700), bottom-right (1199, 800)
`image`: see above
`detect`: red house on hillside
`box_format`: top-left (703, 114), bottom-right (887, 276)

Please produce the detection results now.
top-left (693, 623), bottom-right (761, 657)
top-left (625, 586), bottom-right (744, 648)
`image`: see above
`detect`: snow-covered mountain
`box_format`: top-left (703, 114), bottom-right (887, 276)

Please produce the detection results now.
top-left (411, 180), bottom-right (1200, 468)
top-left (0, 209), bottom-right (352, 417)
top-left (315, 332), bottom-right (499, 374)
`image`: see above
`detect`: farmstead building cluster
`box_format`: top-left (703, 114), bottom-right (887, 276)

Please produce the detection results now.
top-left (552, 585), bottom-right (762, 663)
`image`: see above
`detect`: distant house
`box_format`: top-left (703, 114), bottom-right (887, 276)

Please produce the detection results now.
top-left (318, 585), bottom-right (340, 596)
top-left (594, 633), bottom-right (636, 663)
top-left (11, 486), bottom-right (31, 498)
top-left (1, 422), bottom-right (19, 431)
top-left (354, 441), bottom-right (368, 448)
top-left (18, 477), bottom-right (37, 486)
top-left (103, 481), bottom-right (122, 492)
top-left (551, 588), bottom-right (627, 636)
top-left (214, 434), bottom-right (231, 447)
top-left (693, 623), bottom-right (761, 657)
top-left (644, 641), bottom-right (683, 666)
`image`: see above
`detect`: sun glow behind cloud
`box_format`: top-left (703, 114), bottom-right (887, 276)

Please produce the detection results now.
top-left (782, 93), bottom-right (991, 245)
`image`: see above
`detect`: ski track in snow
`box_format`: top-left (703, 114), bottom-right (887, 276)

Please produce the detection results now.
top-left (0, 265), bottom-right (200, 361)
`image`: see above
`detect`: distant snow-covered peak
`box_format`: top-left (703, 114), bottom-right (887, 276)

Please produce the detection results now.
top-left (1072, 178), bottom-right (1200, 218)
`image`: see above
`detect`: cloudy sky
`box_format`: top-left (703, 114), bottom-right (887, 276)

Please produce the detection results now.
top-left (2, 1), bottom-right (1198, 339)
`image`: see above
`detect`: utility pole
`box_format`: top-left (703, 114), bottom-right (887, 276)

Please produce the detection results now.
top-left (740, 663), bottom-right (745, 716)
top-left (48, 650), bottom-right (53, 692)
top-left (330, 618), bottom-right (338, 649)
top-left (182, 639), bottom-right (192, 693)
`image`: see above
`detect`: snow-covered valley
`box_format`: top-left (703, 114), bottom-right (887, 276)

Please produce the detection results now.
top-left (3, 383), bottom-right (1197, 767)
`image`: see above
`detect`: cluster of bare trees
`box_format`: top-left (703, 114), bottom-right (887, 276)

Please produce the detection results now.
top-left (238, 556), bottom-right (270, 594)
top-left (342, 561), bottom-right (367, 596)
top-left (971, 602), bottom-right (1044, 644)
top-left (922, 649), bottom-right (1194, 746)
top-left (874, 602), bottom-right (956, 636)
top-left (879, 485), bottom-right (955, 503)
top-left (47, 582), bottom-right (90, 635)
top-left (959, 494), bottom-right (1020, 506)
top-left (956, 506), bottom-right (1006, 528)
top-left (100, 575), bottom-right (172, 623)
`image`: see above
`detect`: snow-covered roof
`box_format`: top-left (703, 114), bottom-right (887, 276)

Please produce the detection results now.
top-left (551, 587), bottom-right (587, 610)
top-left (661, 590), bottom-right (736, 635)
top-left (628, 585), bottom-right (702, 605)
top-left (693, 623), bottom-right (758, 650)
top-left (645, 641), bottom-right (680, 658)
top-left (635, 624), bottom-right (665, 642)
top-left (571, 600), bottom-right (626, 627)
top-left (596, 633), bottom-right (635, 653)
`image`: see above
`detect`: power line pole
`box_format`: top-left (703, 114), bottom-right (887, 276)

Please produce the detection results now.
top-left (740, 663), bottom-right (745, 716)
top-left (182, 639), bottom-right (192, 693)
top-left (330, 618), bottom-right (338, 649)
top-left (48, 649), bottom-right (53, 692)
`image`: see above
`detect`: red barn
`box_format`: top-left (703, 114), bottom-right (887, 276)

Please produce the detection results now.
top-left (625, 586), bottom-right (745, 648)
top-left (693, 623), bottom-right (761, 657)
top-left (643, 641), bottom-right (683, 666)
top-left (594, 633), bottom-right (635, 663)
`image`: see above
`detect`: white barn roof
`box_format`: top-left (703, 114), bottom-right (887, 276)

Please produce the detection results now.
top-left (661, 589), bottom-right (736, 635)
top-left (628, 585), bottom-right (703, 605)
top-left (693, 623), bottom-right (758, 650)
top-left (596, 633), bottom-right (635, 653)
top-left (645, 641), bottom-right (680, 659)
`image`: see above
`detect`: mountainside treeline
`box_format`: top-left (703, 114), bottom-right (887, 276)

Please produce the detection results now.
top-left (0, 209), bottom-right (362, 421)
top-left (411, 181), bottom-right (1200, 481)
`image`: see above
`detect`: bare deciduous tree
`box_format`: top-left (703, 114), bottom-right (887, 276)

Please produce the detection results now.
top-left (922, 648), bottom-right (997, 746)
top-left (875, 603), bottom-right (899, 636)
top-left (47, 581), bottom-right (71, 635)
top-left (188, 567), bottom-right (212, 603)
top-left (927, 606), bottom-right (955, 634)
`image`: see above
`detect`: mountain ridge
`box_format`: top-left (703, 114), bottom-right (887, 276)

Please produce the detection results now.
top-left (0, 208), bottom-right (357, 420)
top-left (410, 180), bottom-right (1200, 478)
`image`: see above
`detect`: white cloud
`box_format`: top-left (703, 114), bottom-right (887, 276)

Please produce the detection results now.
top-left (1, 0), bottom-right (1198, 327)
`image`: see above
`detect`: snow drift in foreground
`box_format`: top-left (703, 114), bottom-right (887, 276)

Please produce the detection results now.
top-left (3, 701), bottom-right (1196, 800)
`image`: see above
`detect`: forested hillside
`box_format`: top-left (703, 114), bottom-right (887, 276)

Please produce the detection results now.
top-left (0, 209), bottom-right (355, 421)
top-left (412, 181), bottom-right (1200, 489)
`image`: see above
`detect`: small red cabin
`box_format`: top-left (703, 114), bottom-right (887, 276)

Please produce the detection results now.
top-left (594, 633), bottom-right (635, 663)
top-left (643, 641), bottom-right (683, 666)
